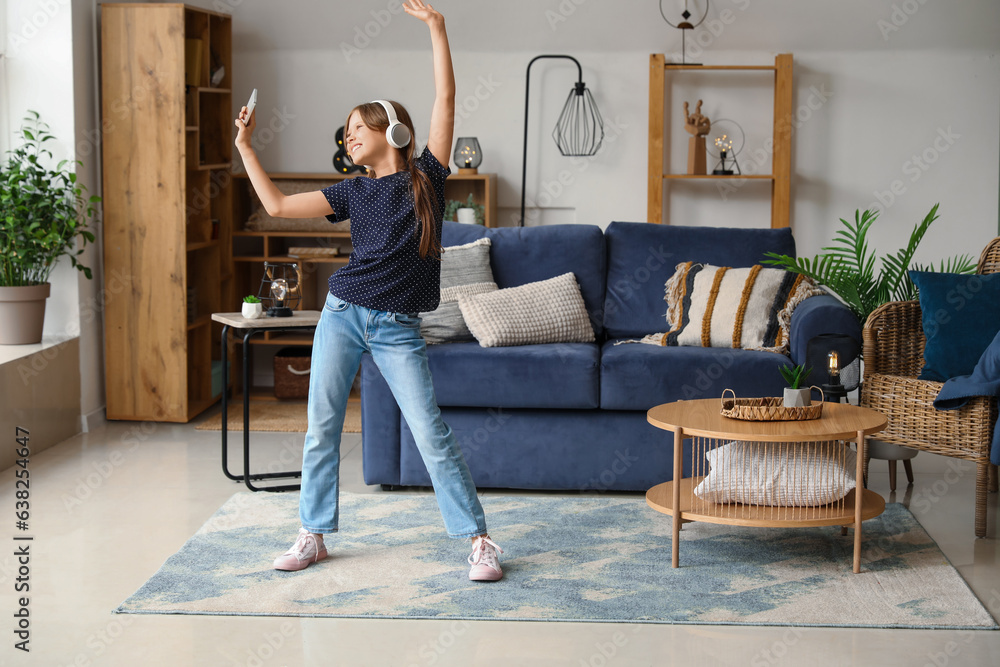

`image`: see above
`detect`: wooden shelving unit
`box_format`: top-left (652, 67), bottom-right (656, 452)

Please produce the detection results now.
top-left (101, 3), bottom-right (234, 422)
top-left (647, 54), bottom-right (793, 228)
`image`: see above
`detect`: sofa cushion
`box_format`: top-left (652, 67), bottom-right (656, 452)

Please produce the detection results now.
top-left (660, 263), bottom-right (823, 354)
top-left (419, 238), bottom-right (497, 344)
top-left (603, 222), bottom-right (796, 339)
top-left (458, 272), bottom-right (595, 347)
top-left (441, 221), bottom-right (607, 337)
top-left (600, 338), bottom-right (792, 410)
top-left (427, 341), bottom-right (599, 409)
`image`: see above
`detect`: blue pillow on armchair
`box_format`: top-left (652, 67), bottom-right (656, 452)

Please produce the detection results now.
top-left (909, 271), bottom-right (1000, 382)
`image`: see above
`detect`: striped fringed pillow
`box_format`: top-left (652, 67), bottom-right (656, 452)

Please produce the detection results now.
top-left (654, 263), bottom-right (825, 354)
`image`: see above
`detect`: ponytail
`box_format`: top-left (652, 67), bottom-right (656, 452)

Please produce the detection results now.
top-left (408, 159), bottom-right (441, 260)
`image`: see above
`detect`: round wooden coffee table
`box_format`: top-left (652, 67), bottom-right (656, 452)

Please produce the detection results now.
top-left (646, 399), bottom-right (888, 573)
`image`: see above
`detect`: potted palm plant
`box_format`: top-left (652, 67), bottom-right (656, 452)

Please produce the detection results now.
top-left (763, 204), bottom-right (977, 464)
top-left (761, 204), bottom-right (976, 327)
top-left (0, 111), bottom-right (99, 344)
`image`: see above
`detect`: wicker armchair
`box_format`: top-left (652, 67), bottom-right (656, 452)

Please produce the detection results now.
top-left (861, 237), bottom-right (1000, 538)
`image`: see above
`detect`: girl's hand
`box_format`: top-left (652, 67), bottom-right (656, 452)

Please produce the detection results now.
top-left (402, 0), bottom-right (443, 26)
top-left (234, 106), bottom-right (256, 151)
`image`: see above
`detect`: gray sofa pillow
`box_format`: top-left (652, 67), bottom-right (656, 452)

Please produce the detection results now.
top-left (420, 238), bottom-right (497, 344)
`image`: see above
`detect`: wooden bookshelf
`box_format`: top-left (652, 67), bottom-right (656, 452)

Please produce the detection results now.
top-left (648, 53), bottom-right (793, 228)
top-left (101, 3), bottom-right (234, 422)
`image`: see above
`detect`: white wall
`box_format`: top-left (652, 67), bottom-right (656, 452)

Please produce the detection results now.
top-left (219, 2), bottom-right (1000, 267)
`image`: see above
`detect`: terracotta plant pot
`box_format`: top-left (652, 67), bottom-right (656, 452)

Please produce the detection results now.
top-left (0, 283), bottom-right (51, 345)
top-left (783, 387), bottom-right (811, 408)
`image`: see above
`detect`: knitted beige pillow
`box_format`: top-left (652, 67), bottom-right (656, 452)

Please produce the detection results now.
top-left (693, 441), bottom-right (857, 507)
top-left (457, 272), bottom-right (595, 348)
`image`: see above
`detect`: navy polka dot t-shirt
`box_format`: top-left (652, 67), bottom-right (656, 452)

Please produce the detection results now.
top-left (322, 148), bottom-right (449, 314)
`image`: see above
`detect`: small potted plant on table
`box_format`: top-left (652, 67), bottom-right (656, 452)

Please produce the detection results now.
top-left (242, 295), bottom-right (263, 319)
top-left (780, 363), bottom-right (813, 408)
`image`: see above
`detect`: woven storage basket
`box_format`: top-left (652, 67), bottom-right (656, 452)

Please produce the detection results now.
top-left (721, 388), bottom-right (824, 421)
top-left (273, 347), bottom-right (311, 400)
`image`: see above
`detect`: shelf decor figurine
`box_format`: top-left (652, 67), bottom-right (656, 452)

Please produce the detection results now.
top-left (683, 100), bottom-right (711, 175)
top-left (708, 119), bottom-right (745, 175)
top-left (659, 0), bottom-right (710, 65)
top-left (257, 262), bottom-right (301, 318)
top-left (453, 137), bottom-right (482, 174)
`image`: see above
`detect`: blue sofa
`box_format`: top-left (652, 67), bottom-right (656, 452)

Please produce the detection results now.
top-left (360, 221), bottom-right (860, 491)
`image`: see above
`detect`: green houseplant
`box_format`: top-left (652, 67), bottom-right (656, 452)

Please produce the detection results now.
top-left (444, 194), bottom-right (485, 225)
top-left (761, 204), bottom-right (976, 327)
top-left (242, 294), bottom-right (263, 319)
top-left (0, 111), bottom-right (100, 344)
top-left (779, 363), bottom-right (812, 407)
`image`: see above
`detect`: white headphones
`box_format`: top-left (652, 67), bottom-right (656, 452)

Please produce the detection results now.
top-left (371, 99), bottom-right (411, 149)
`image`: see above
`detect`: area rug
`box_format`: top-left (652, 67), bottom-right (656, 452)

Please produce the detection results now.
top-left (194, 401), bottom-right (361, 433)
top-left (116, 492), bottom-right (998, 629)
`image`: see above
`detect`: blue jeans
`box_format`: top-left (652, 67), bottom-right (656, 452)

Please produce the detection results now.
top-left (299, 292), bottom-right (487, 539)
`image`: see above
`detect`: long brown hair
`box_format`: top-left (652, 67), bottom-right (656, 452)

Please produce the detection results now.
top-left (347, 101), bottom-right (441, 260)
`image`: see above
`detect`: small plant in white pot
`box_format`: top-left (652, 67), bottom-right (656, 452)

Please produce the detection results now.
top-left (443, 194), bottom-right (485, 225)
top-left (0, 111), bottom-right (99, 344)
top-left (242, 295), bottom-right (263, 319)
top-left (779, 363), bottom-right (813, 408)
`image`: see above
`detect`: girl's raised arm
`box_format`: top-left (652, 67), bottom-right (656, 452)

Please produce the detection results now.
top-left (403, 0), bottom-right (455, 167)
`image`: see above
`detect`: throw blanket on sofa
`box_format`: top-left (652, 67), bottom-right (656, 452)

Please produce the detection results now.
top-left (632, 263), bottom-right (824, 355)
top-left (934, 328), bottom-right (1000, 466)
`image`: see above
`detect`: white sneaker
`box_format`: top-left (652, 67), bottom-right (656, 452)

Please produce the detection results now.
top-left (468, 535), bottom-right (503, 581)
top-left (273, 527), bottom-right (327, 571)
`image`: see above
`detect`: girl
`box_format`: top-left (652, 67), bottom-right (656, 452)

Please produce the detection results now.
top-left (233, 0), bottom-right (502, 581)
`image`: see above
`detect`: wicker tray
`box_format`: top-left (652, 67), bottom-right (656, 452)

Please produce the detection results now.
top-left (720, 388), bottom-right (824, 421)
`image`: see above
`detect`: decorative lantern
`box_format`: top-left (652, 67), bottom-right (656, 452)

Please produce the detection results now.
top-left (257, 262), bottom-right (301, 317)
top-left (453, 137), bottom-right (482, 174)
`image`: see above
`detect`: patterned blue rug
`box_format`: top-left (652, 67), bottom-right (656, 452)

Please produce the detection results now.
top-left (116, 492), bottom-right (998, 628)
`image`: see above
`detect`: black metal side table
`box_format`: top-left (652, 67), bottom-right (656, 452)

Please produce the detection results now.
top-left (212, 311), bottom-right (321, 492)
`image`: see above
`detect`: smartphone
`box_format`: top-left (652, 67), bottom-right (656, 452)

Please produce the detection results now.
top-left (243, 88), bottom-right (257, 126)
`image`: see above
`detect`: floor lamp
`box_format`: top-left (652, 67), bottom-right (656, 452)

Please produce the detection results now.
top-left (519, 54), bottom-right (604, 227)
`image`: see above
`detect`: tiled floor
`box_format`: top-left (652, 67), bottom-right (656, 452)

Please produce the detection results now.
top-left (2, 411), bottom-right (998, 666)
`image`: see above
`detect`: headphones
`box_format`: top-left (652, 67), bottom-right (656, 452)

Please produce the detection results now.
top-left (371, 99), bottom-right (411, 149)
